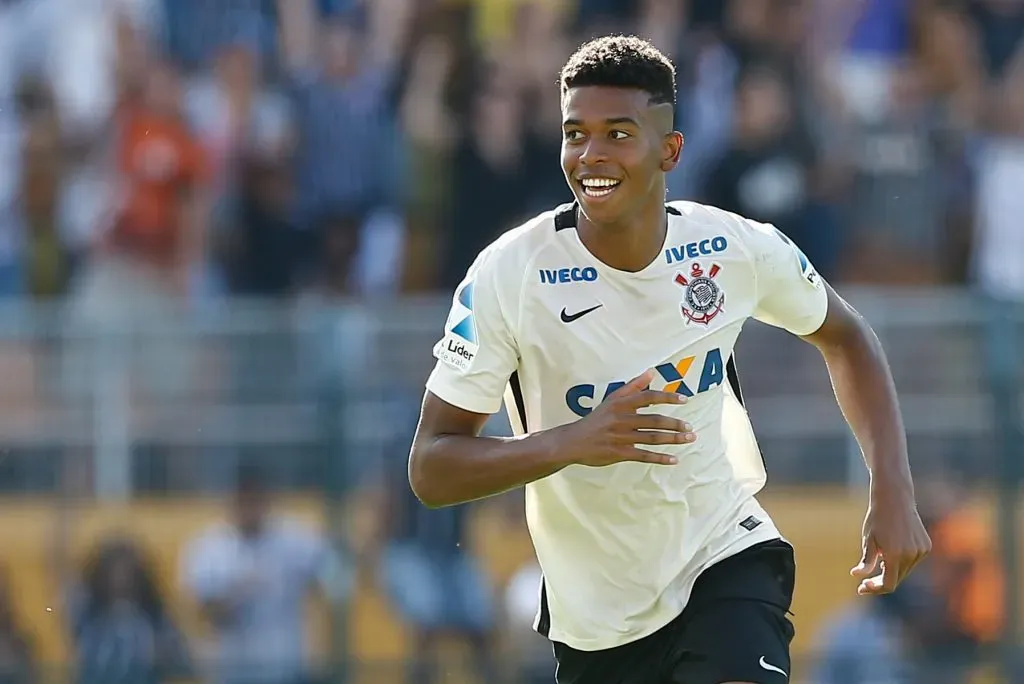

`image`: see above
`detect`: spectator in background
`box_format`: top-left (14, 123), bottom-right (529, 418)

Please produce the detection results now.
top-left (60, 57), bottom-right (207, 434)
top-left (0, 0), bottom-right (45, 300)
top-left (815, 474), bottom-right (1008, 684)
top-left (279, 0), bottom-right (408, 295)
top-left (842, 60), bottom-right (950, 284)
top-left (0, 568), bottom-right (35, 684)
top-left (953, 0), bottom-right (1024, 535)
top-left (64, 537), bottom-right (191, 684)
top-left (308, 210), bottom-right (363, 296)
top-left (652, 0), bottom-right (739, 202)
top-left (182, 464), bottom-right (350, 684)
top-left (811, 581), bottom-right (940, 684)
top-left (17, 77), bottom-right (70, 298)
top-left (821, 0), bottom-right (914, 126)
top-left (916, 475), bottom-right (1005, 680)
top-left (508, 1), bottom-right (573, 215)
top-left (161, 0), bottom-right (272, 74)
top-left (443, 74), bottom-right (530, 290)
top-left (47, 0), bottom-right (127, 278)
top-left (104, 57), bottom-right (208, 296)
top-left (702, 64), bottom-right (840, 277)
top-left (184, 36), bottom-right (294, 295)
top-left (228, 159), bottom-right (300, 296)
top-left (503, 559), bottom-right (549, 684)
top-left (376, 412), bottom-right (498, 684)
top-left (64, 50), bottom-right (207, 311)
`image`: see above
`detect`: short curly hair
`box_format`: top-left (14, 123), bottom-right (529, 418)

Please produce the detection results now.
top-left (560, 35), bottom-right (676, 108)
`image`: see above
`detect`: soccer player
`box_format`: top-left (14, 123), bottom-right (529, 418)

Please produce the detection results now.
top-left (408, 36), bottom-right (931, 684)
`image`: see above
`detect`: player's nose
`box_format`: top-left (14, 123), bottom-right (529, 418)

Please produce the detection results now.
top-left (578, 139), bottom-right (609, 166)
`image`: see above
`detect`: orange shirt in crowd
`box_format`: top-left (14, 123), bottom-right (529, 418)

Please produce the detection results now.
top-left (113, 105), bottom-right (208, 267)
top-left (929, 508), bottom-right (1005, 644)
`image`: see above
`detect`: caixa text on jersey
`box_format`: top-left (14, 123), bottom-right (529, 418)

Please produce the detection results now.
top-left (565, 348), bottom-right (725, 417)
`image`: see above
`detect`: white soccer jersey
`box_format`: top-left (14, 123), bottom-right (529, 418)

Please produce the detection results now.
top-left (425, 200), bottom-right (828, 651)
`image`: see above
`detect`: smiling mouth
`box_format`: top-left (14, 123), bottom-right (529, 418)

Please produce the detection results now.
top-left (579, 177), bottom-right (622, 198)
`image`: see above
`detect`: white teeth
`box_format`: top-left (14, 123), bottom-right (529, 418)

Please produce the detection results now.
top-left (580, 178), bottom-right (621, 197)
top-left (581, 178), bottom-right (620, 188)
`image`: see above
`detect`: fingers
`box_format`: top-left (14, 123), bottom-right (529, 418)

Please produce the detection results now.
top-left (625, 390), bottom-right (688, 409)
top-left (606, 372), bottom-right (689, 407)
top-left (631, 429), bottom-right (697, 446)
top-left (851, 537), bottom-right (880, 579)
top-left (623, 447), bottom-right (678, 466)
top-left (610, 369), bottom-right (655, 396)
top-left (629, 414), bottom-right (693, 433)
top-left (857, 560), bottom-right (899, 596)
top-left (854, 545), bottom-right (930, 596)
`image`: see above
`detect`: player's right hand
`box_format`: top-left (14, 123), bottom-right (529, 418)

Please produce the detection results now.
top-left (556, 369), bottom-right (696, 468)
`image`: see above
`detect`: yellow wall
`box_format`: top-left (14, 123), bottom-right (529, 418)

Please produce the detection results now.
top-left (1, 489), bottom-right (1019, 670)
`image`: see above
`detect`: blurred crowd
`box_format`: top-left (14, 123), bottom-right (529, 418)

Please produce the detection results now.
top-left (0, 0), bottom-right (1019, 683)
top-left (0, 463), bottom-right (1010, 684)
top-left (0, 0), bottom-right (1020, 308)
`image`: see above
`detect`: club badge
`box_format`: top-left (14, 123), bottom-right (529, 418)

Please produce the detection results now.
top-left (675, 262), bottom-right (725, 325)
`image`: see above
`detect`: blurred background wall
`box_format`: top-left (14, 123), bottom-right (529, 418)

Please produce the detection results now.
top-left (0, 0), bottom-right (1019, 682)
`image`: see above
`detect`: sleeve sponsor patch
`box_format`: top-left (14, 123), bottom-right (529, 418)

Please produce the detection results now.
top-left (434, 333), bottom-right (478, 373)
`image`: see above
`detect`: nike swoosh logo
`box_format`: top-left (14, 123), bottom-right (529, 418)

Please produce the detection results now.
top-left (759, 656), bottom-right (788, 678)
top-left (560, 304), bottom-right (603, 323)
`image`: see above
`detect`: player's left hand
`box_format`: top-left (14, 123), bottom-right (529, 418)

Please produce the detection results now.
top-left (851, 485), bottom-right (932, 596)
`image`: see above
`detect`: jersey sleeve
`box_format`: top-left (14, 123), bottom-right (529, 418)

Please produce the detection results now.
top-left (748, 220), bottom-right (829, 336)
top-left (425, 250), bottom-right (519, 415)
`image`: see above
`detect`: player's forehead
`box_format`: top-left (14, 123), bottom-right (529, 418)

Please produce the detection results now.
top-left (560, 86), bottom-right (651, 126)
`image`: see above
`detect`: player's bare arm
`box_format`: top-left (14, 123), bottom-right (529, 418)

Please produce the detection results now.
top-left (409, 370), bottom-right (696, 508)
top-left (801, 282), bottom-right (932, 595)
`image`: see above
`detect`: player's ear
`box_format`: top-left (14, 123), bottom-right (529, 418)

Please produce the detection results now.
top-left (661, 131), bottom-right (683, 172)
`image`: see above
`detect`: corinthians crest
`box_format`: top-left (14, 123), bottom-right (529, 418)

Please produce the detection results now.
top-left (675, 262), bottom-right (725, 325)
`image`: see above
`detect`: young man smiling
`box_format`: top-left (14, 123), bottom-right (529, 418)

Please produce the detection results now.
top-left (408, 35), bottom-right (931, 684)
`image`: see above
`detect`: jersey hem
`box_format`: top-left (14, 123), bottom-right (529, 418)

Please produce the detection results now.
top-left (538, 528), bottom-right (785, 651)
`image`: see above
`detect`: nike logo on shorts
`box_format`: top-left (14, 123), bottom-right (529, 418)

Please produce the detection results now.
top-left (759, 656), bottom-right (787, 678)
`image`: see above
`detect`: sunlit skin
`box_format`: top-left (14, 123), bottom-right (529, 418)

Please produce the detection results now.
top-left (560, 86), bottom-right (683, 273)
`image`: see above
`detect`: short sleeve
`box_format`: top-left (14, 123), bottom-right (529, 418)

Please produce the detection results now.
top-left (748, 220), bottom-right (828, 336)
top-left (425, 250), bottom-right (519, 415)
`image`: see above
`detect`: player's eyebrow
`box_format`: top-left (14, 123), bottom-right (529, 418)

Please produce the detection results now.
top-left (562, 117), bottom-right (641, 128)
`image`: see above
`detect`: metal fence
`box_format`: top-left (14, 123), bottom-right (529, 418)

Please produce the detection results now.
top-left (0, 289), bottom-right (1019, 683)
top-left (0, 288), bottom-right (1015, 493)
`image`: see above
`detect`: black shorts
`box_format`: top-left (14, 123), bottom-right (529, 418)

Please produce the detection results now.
top-left (553, 540), bottom-right (796, 684)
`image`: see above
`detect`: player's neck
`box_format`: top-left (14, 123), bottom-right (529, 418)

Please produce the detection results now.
top-left (577, 199), bottom-right (668, 273)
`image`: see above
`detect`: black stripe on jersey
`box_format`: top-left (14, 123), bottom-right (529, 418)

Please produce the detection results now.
top-left (666, 204), bottom-right (682, 216)
top-left (725, 356), bottom-right (764, 471)
top-left (537, 580), bottom-right (552, 637)
top-left (726, 356), bottom-right (744, 406)
top-left (509, 372), bottom-right (528, 431)
top-left (509, 371), bottom-right (550, 635)
top-left (554, 202), bottom-right (579, 231)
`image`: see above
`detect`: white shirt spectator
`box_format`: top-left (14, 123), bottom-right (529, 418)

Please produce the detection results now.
top-left (973, 137), bottom-right (1024, 301)
top-left (182, 517), bottom-right (347, 684)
